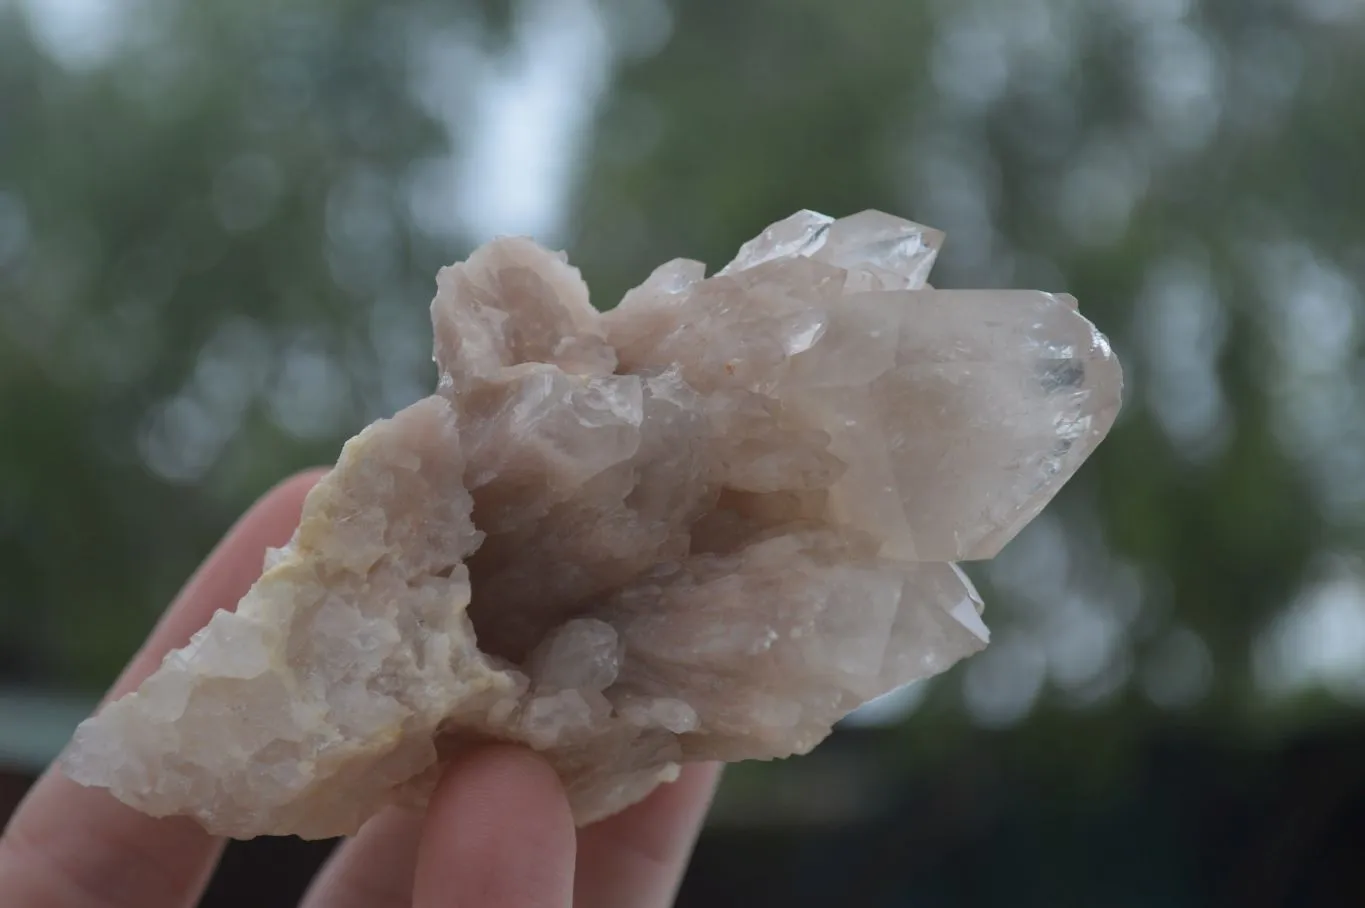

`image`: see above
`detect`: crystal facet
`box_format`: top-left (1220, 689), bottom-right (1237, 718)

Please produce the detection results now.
top-left (61, 210), bottom-right (1122, 839)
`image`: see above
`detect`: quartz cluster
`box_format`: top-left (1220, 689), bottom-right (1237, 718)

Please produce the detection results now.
top-left (62, 210), bottom-right (1122, 839)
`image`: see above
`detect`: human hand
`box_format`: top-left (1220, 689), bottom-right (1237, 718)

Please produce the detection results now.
top-left (0, 471), bottom-right (719, 908)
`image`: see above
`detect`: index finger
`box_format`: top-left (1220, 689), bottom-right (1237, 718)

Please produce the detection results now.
top-left (0, 470), bottom-right (324, 908)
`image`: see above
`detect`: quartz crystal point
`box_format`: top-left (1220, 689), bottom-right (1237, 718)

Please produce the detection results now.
top-left (61, 210), bottom-right (1122, 838)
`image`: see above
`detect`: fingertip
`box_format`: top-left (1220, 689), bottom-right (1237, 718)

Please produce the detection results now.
top-left (573, 762), bottom-right (721, 908)
top-left (267, 467), bottom-right (330, 511)
top-left (245, 467), bottom-right (329, 539)
top-left (585, 761), bottom-right (720, 866)
top-left (416, 747), bottom-right (576, 908)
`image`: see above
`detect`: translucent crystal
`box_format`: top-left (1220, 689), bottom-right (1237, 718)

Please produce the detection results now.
top-left (813, 209), bottom-right (943, 290)
top-left (717, 209), bottom-right (835, 275)
top-left (61, 210), bottom-right (1122, 839)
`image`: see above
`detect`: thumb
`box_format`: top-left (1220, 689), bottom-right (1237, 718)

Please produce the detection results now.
top-left (414, 746), bottom-right (576, 908)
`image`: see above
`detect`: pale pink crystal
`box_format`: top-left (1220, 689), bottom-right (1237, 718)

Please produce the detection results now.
top-left (61, 210), bottom-right (1122, 839)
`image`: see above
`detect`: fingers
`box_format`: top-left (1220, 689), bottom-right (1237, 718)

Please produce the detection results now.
top-left (309, 761), bottom-right (719, 908)
top-left (0, 470), bottom-right (325, 908)
top-left (299, 807), bottom-right (425, 908)
top-left (308, 760), bottom-right (720, 908)
top-left (414, 747), bottom-right (577, 908)
top-left (573, 762), bottom-right (721, 908)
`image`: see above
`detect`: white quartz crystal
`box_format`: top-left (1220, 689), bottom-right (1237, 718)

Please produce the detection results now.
top-left (61, 210), bottom-right (1122, 839)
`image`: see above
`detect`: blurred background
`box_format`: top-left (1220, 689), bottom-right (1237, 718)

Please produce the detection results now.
top-left (3, 0), bottom-right (1365, 904)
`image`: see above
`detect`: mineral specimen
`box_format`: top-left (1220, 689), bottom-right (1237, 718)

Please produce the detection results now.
top-left (61, 210), bottom-right (1122, 839)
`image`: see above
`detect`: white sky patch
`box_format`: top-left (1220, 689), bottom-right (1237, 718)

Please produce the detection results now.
top-left (1251, 239), bottom-right (1365, 521)
top-left (1054, 133), bottom-right (1150, 247)
top-left (19, 0), bottom-right (129, 70)
top-left (1134, 252), bottom-right (1231, 462)
top-left (450, 0), bottom-right (612, 245)
top-left (1254, 558), bottom-right (1365, 704)
top-left (963, 629), bottom-right (1048, 728)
